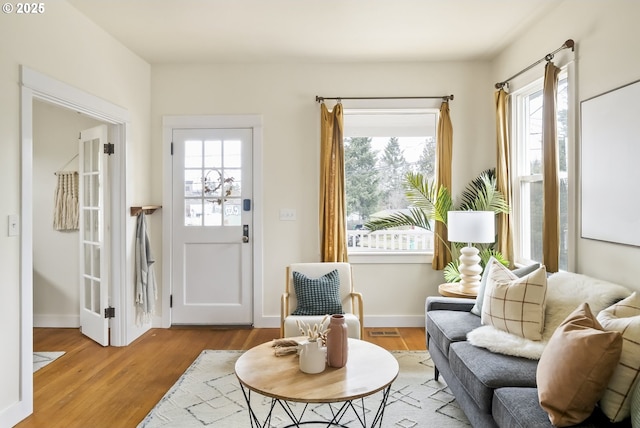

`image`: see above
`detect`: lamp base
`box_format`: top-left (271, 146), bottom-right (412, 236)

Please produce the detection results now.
top-left (458, 246), bottom-right (482, 294)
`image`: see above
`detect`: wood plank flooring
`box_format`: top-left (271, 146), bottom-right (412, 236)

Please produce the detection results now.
top-left (17, 326), bottom-right (426, 428)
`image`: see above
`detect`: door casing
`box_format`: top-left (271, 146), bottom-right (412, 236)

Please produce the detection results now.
top-left (14, 66), bottom-right (131, 425)
top-left (162, 115), bottom-right (264, 328)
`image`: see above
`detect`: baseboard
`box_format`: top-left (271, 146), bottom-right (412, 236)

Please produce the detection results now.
top-left (34, 314), bottom-right (80, 328)
top-left (255, 315), bottom-right (425, 329)
top-left (363, 315), bottom-right (425, 328)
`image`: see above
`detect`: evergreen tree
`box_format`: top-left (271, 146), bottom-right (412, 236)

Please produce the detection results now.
top-left (344, 137), bottom-right (380, 224)
top-left (379, 137), bottom-right (409, 209)
top-left (416, 137), bottom-right (436, 179)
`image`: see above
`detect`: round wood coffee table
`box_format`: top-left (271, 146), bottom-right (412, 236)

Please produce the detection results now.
top-left (235, 338), bottom-right (399, 427)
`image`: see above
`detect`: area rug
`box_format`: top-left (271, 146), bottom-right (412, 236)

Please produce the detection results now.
top-left (138, 350), bottom-right (469, 427)
top-left (33, 351), bottom-right (65, 372)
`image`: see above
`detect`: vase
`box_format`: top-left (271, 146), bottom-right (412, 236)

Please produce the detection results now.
top-left (326, 314), bottom-right (348, 368)
top-left (299, 340), bottom-right (326, 374)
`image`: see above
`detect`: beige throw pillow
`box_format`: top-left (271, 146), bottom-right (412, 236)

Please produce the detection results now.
top-left (481, 260), bottom-right (547, 340)
top-left (537, 303), bottom-right (623, 427)
top-left (597, 292), bottom-right (640, 422)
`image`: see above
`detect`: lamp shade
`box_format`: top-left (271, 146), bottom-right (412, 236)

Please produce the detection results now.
top-left (447, 211), bottom-right (495, 244)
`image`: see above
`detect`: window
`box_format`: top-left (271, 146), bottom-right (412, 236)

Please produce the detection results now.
top-left (512, 72), bottom-right (569, 269)
top-left (343, 109), bottom-right (437, 253)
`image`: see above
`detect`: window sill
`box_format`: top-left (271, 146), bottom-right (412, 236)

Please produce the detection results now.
top-left (347, 251), bottom-right (433, 264)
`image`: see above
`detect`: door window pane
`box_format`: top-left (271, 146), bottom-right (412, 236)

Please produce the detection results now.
top-left (224, 198), bottom-right (242, 226)
top-left (184, 140), bottom-right (202, 168)
top-left (223, 139), bottom-right (242, 168)
top-left (204, 140), bottom-right (222, 168)
top-left (183, 138), bottom-right (245, 227)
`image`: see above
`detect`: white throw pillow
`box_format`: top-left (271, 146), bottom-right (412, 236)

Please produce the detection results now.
top-left (481, 260), bottom-right (547, 341)
top-left (470, 256), bottom-right (497, 316)
top-left (597, 292), bottom-right (640, 422)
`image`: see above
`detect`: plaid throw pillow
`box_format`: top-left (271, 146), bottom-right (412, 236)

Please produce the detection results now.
top-left (291, 269), bottom-right (343, 316)
top-left (481, 260), bottom-right (547, 340)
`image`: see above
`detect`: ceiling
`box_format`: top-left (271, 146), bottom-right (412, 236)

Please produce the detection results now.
top-left (67, 0), bottom-right (562, 65)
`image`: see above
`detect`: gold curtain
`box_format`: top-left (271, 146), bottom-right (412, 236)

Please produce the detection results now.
top-left (495, 89), bottom-right (514, 266)
top-left (319, 103), bottom-right (348, 262)
top-left (433, 101), bottom-right (453, 270)
top-left (542, 62), bottom-right (560, 272)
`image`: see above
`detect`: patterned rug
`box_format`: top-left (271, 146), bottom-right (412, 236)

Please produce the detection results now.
top-left (138, 350), bottom-right (470, 427)
top-left (33, 351), bottom-right (65, 372)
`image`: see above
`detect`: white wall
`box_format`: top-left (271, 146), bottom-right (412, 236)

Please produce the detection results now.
top-left (491, 0), bottom-right (640, 288)
top-left (0, 2), bottom-right (151, 425)
top-left (151, 61), bottom-right (496, 327)
top-left (33, 101), bottom-right (103, 327)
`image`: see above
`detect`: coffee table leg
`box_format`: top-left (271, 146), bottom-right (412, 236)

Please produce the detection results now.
top-left (368, 384), bottom-right (392, 427)
top-left (239, 383), bottom-right (279, 428)
top-left (239, 383), bottom-right (393, 428)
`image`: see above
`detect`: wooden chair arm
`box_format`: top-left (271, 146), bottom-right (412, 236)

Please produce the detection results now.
top-left (350, 292), bottom-right (364, 339)
top-left (280, 292), bottom-right (290, 338)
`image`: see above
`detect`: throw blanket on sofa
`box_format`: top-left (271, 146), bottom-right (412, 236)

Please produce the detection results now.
top-left (467, 272), bottom-right (630, 360)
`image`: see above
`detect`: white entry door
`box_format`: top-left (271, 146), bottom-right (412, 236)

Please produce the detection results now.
top-left (79, 125), bottom-right (110, 346)
top-left (171, 128), bottom-right (253, 325)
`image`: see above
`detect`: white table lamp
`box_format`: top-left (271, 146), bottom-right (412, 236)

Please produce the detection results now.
top-left (447, 211), bottom-right (495, 293)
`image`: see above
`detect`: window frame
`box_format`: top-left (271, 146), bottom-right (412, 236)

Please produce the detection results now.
top-left (342, 106), bottom-right (440, 264)
top-left (510, 66), bottom-right (574, 270)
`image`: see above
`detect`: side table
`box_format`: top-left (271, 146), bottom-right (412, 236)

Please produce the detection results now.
top-left (438, 282), bottom-right (478, 299)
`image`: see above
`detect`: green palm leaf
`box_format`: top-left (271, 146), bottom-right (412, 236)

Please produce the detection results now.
top-left (363, 167), bottom-right (510, 282)
top-left (458, 168), bottom-right (509, 214)
top-left (365, 207), bottom-right (432, 232)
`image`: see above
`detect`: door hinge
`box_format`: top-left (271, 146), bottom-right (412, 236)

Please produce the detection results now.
top-left (170, 294), bottom-right (173, 308)
top-left (104, 142), bottom-right (115, 155)
top-left (171, 142), bottom-right (174, 155)
top-left (104, 306), bottom-right (116, 319)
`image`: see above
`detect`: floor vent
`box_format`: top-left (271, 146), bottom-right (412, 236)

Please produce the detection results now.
top-left (368, 330), bottom-right (400, 337)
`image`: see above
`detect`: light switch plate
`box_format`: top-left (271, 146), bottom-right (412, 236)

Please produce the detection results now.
top-left (8, 214), bottom-right (19, 236)
top-left (279, 208), bottom-right (296, 221)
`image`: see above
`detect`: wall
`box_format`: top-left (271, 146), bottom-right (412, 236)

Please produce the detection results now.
top-left (33, 101), bottom-right (103, 327)
top-left (491, 0), bottom-right (640, 288)
top-left (151, 61), bottom-right (496, 327)
top-left (0, 2), bottom-right (151, 425)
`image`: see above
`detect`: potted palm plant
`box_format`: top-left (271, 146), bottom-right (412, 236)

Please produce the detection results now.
top-left (364, 168), bottom-right (509, 282)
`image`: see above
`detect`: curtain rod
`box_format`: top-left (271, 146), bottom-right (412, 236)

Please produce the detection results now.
top-left (315, 94), bottom-right (454, 103)
top-left (495, 39), bottom-right (574, 90)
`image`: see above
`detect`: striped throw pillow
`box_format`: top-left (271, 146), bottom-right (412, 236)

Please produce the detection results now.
top-left (597, 292), bottom-right (640, 422)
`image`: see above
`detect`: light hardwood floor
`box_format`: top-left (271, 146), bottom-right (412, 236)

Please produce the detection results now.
top-left (17, 326), bottom-right (426, 428)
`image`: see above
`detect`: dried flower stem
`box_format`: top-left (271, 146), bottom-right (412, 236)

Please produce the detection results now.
top-left (296, 315), bottom-right (331, 344)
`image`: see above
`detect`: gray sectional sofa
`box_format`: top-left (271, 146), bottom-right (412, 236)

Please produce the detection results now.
top-left (425, 295), bottom-right (631, 427)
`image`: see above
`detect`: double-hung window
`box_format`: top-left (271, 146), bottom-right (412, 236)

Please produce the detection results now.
top-left (343, 108), bottom-right (438, 255)
top-left (512, 71), bottom-right (569, 269)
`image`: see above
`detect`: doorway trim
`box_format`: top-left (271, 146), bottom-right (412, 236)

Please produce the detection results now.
top-left (17, 66), bottom-right (129, 421)
top-left (162, 115), bottom-right (264, 328)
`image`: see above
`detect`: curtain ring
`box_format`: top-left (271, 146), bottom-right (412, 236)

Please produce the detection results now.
top-left (545, 53), bottom-right (554, 62)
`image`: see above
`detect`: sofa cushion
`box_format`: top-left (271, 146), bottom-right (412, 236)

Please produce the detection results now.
top-left (493, 388), bottom-right (629, 428)
top-left (481, 261), bottom-right (548, 341)
top-left (426, 310), bottom-right (481, 355)
top-left (448, 341), bottom-right (538, 413)
top-left (597, 292), bottom-right (640, 422)
top-left (537, 303), bottom-right (622, 427)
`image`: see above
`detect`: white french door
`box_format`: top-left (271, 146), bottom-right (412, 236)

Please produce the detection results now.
top-left (78, 125), bottom-right (110, 346)
top-left (171, 128), bottom-right (253, 325)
